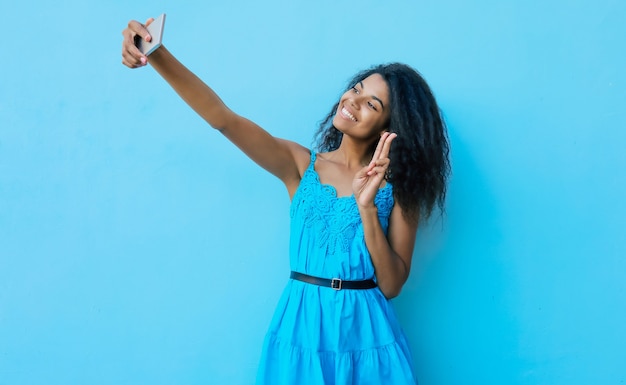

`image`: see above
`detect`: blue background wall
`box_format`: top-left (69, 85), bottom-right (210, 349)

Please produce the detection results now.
top-left (1, 1), bottom-right (624, 384)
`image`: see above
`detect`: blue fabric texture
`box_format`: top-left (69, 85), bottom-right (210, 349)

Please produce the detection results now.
top-left (256, 152), bottom-right (417, 385)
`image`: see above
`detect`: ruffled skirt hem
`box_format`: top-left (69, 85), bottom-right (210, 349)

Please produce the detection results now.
top-left (255, 333), bottom-right (417, 385)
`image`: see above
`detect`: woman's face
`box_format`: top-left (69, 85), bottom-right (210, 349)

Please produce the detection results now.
top-left (332, 73), bottom-right (391, 142)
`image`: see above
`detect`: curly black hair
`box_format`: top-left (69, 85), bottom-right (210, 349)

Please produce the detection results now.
top-left (313, 63), bottom-right (451, 223)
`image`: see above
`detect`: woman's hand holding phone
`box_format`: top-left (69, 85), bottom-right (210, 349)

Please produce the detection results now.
top-left (121, 14), bottom-right (166, 68)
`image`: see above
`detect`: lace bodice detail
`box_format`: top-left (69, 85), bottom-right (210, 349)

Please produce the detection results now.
top-left (290, 152), bottom-right (394, 256)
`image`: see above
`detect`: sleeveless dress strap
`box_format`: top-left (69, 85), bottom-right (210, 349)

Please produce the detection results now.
top-left (305, 151), bottom-right (317, 172)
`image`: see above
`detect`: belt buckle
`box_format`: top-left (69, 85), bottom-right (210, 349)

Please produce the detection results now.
top-left (331, 278), bottom-right (342, 290)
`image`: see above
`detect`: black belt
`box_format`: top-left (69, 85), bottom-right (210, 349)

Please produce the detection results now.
top-left (290, 271), bottom-right (377, 290)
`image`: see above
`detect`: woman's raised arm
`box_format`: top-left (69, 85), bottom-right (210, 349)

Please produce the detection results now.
top-left (121, 19), bottom-right (308, 189)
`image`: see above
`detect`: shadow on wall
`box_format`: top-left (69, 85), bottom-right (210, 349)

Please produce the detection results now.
top-left (394, 111), bottom-right (521, 384)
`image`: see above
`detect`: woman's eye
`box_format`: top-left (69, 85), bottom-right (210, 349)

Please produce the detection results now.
top-left (368, 101), bottom-right (378, 111)
top-left (351, 86), bottom-right (360, 94)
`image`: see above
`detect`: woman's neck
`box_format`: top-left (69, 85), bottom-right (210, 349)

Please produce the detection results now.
top-left (329, 139), bottom-right (375, 170)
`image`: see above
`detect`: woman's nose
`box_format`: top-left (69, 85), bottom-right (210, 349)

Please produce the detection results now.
top-left (348, 95), bottom-right (360, 109)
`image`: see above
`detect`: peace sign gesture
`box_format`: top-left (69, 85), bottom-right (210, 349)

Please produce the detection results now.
top-left (353, 132), bottom-right (397, 208)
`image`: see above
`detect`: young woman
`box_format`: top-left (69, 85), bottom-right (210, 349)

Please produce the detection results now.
top-left (122, 17), bottom-right (450, 385)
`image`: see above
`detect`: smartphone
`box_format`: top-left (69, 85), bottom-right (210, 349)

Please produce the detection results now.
top-left (136, 13), bottom-right (166, 56)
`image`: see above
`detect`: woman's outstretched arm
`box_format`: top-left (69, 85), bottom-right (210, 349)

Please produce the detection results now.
top-left (121, 19), bottom-right (308, 191)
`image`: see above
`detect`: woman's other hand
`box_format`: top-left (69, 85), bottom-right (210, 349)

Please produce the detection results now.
top-left (353, 132), bottom-right (397, 209)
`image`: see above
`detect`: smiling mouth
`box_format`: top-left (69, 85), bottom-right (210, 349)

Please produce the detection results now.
top-left (341, 107), bottom-right (357, 122)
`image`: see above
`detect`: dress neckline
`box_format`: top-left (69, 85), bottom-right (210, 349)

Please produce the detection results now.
top-left (308, 152), bottom-right (391, 200)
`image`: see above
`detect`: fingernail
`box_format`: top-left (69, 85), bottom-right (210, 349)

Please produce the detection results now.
top-left (146, 34), bottom-right (152, 42)
top-left (140, 57), bottom-right (147, 65)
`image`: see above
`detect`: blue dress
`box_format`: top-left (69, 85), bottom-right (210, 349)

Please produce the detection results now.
top-left (256, 152), bottom-right (417, 385)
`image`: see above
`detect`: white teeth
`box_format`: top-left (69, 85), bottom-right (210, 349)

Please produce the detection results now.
top-left (342, 107), bottom-right (357, 122)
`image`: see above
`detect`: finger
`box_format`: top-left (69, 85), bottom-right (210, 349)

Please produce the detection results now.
top-left (365, 133), bottom-right (389, 175)
top-left (368, 165), bottom-right (389, 176)
top-left (126, 19), bottom-right (154, 63)
top-left (354, 166), bottom-right (369, 179)
top-left (122, 54), bottom-right (143, 69)
top-left (121, 24), bottom-right (148, 66)
top-left (128, 19), bottom-right (152, 42)
top-left (371, 132), bottom-right (390, 164)
top-left (121, 38), bottom-right (146, 67)
top-left (379, 132), bottom-right (397, 159)
top-left (366, 159), bottom-right (390, 176)
top-left (367, 166), bottom-right (389, 176)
